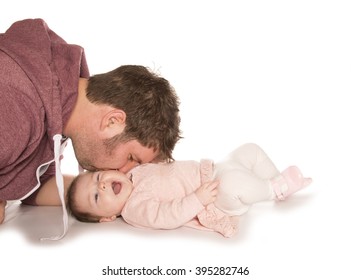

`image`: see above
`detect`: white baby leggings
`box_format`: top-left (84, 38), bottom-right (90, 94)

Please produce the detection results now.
top-left (214, 143), bottom-right (279, 215)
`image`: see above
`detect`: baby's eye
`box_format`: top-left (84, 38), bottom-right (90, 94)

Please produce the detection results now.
top-left (94, 193), bottom-right (98, 202)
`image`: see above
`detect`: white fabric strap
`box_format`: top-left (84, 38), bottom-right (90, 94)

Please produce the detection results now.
top-left (40, 134), bottom-right (68, 241)
top-left (78, 164), bottom-right (84, 174)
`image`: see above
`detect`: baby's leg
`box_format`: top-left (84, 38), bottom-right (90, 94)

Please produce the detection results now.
top-left (217, 143), bottom-right (280, 179)
top-left (214, 143), bottom-right (312, 214)
top-left (214, 143), bottom-right (279, 215)
top-left (214, 169), bottom-right (273, 215)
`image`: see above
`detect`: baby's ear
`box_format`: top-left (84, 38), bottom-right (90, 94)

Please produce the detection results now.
top-left (99, 215), bottom-right (117, 223)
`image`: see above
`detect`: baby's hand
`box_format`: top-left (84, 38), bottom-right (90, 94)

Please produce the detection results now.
top-left (195, 181), bottom-right (219, 206)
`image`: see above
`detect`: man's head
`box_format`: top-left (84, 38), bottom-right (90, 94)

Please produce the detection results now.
top-left (68, 65), bottom-right (181, 172)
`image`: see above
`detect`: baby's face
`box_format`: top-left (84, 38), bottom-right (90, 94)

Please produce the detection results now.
top-left (74, 170), bottom-right (134, 221)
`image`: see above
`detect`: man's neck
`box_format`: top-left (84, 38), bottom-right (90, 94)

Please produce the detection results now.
top-left (63, 78), bottom-right (89, 137)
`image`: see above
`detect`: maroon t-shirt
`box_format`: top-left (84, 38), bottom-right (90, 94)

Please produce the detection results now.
top-left (0, 19), bottom-right (89, 201)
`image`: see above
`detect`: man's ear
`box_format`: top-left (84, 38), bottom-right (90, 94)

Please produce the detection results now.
top-left (101, 109), bottom-right (126, 138)
top-left (99, 215), bottom-right (117, 223)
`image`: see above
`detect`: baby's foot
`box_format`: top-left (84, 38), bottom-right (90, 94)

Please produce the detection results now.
top-left (271, 166), bottom-right (312, 200)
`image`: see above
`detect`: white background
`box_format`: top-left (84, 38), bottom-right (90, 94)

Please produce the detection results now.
top-left (1, 1), bottom-right (351, 279)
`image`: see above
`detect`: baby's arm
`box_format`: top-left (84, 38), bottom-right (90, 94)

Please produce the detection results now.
top-left (122, 181), bottom-right (219, 230)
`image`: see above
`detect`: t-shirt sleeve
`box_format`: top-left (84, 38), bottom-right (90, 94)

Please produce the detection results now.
top-left (21, 163), bottom-right (55, 205)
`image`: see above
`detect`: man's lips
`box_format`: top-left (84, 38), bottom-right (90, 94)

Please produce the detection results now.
top-left (112, 182), bottom-right (122, 195)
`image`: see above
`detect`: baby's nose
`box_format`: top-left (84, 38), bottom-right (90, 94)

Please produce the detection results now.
top-left (98, 181), bottom-right (106, 191)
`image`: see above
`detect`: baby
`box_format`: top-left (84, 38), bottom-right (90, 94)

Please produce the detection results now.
top-left (67, 143), bottom-right (312, 237)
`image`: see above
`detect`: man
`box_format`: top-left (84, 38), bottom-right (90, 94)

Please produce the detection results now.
top-left (0, 19), bottom-right (181, 229)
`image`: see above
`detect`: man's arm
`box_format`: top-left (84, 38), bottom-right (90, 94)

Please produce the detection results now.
top-left (34, 175), bottom-right (75, 206)
top-left (0, 200), bottom-right (6, 224)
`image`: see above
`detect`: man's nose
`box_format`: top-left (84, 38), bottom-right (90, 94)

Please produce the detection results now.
top-left (118, 161), bottom-right (139, 174)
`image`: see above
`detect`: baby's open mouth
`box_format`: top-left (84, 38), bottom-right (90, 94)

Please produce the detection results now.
top-left (112, 182), bottom-right (122, 195)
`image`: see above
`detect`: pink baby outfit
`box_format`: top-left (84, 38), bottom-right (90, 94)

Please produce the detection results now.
top-left (122, 160), bottom-right (239, 237)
